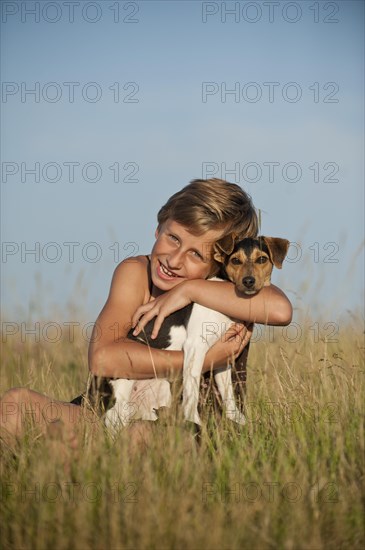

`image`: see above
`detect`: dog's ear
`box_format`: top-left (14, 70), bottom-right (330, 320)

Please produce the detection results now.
top-left (261, 237), bottom-right (290, 269)
top-left (213, 233), bottom-right (237, 264)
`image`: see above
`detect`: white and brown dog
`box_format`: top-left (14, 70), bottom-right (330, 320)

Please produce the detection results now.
top-left (104, 236), bottom-right (289, 433)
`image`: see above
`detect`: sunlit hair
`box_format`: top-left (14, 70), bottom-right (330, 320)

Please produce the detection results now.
top-left (158, 178), bottom-right (258, 238)
top-left (157, 178), bottom-right (259, 275)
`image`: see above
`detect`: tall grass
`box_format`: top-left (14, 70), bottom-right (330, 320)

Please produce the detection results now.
top-left (1, 311), bottom-right (364, 550)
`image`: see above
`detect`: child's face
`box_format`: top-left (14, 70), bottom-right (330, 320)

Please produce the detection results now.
top-left (150, 219), bottom-right (223, 292)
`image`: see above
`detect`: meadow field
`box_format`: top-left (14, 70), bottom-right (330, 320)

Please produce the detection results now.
top-left (1, 311), bottom-right (364, 550)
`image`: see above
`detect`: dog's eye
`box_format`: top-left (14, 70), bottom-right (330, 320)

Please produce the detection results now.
top-left (230, 257), bottom-right (242, 265)
top-left (256, 256), bottom-right (268, 264)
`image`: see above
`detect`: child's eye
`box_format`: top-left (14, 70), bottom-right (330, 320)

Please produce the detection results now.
top-left (256, 256), bottom-right (268, 264)
top-left (169, 234), bottom-right (179, 242)
top-left (192, 251), bottom-right (203, 260)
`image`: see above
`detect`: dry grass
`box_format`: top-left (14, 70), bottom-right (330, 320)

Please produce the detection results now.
top-left (1, 312), bottom-right (364, 550)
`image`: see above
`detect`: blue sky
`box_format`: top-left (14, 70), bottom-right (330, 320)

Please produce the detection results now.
top-left (1, 0), bottom-right (364, 327)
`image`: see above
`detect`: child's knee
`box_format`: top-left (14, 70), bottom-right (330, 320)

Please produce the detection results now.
top-left (0, 387), bottom-right (40, 426)
top-left (127, 421), bottom-right (154, 455)
top-left (0, 388), bottom-right (30, 433)
top-left (1, 387), bottom-right (31, 407)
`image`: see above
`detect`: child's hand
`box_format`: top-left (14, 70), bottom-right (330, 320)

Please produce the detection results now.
top-left (131, 281), bottom-right (193, 340)
top-left (202, 322), bottom-right (253, 373)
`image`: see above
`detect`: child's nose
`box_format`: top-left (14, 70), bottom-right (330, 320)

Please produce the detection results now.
top-left (167, 249), bottom-right (184, 269)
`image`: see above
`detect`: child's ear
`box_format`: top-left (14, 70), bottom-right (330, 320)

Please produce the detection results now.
top-left (154, 226), bottom-right (160, 239)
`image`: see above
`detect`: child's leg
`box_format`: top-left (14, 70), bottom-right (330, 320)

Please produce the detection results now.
top-left (127, 421), bottom-right (155, 456)
top-left (0, 387), bottom-right (95, 447)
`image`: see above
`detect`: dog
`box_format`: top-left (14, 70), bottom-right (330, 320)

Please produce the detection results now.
top-left (104, 236), bottom-right (289, 433)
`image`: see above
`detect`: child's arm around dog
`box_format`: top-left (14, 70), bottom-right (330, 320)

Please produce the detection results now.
top-left (132, 278), bottom-right (291, 341)
top-left (89, 255), bottom-right (251, 380)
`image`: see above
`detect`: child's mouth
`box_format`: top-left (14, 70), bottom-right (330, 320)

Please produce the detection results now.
top-left (157, 261), bottom-right (182, 280)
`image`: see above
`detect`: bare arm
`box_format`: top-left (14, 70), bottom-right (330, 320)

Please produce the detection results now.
top-left (90, 341), bottom-right (184, 380)
top-left (89, 259), bottom-right (251, 379)
top-left (187, 279), bottom-right (292, 325)
top-left (90, 326), bottom-right (250, 379)
top-left (88, 257), bottom-right (185, 379)
top-left (132, 279), bottom-right (292, 340)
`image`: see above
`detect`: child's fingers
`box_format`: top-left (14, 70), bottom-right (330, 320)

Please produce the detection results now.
top-left (132, 311), bottom-right (154, 336)
top-left (132, 305), bottom-right (165, 339)
top-left (236, 324), bottom-right (253, 355)
top-left (222, 323), bottom-right (253, 359)
top-left (131, 302), bottom-right (155, 329)
top-left (221, 322), bottom-right (246, 342)
top-left (150, 316), bottom-right (164, 340)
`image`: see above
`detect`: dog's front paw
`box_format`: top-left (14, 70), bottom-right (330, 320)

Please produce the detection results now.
top-left (226, 410), bottom-right (246, 426)
top-left (183, 420), bottom-right (201, 440)
top-left (139, 409), bottom-right (158, 422)
top-left (184, 411), bottom-right (201, 426)
top-left (105, 405), bottom-right (134, 434)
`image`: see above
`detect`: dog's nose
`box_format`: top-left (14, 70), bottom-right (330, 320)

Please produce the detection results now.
top-left (242, 276), bottom-right (255, 288)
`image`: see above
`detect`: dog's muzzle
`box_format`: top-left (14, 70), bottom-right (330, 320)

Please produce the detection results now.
top-left (238, 276), bottom-right (260, 295)
top-left (242, 276), bottom-right (255, 289)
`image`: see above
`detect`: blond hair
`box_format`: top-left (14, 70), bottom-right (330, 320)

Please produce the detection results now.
top-left (157, 179), bottom-right (258, 275)
top-left (158, 178), bottom-right (258, 236)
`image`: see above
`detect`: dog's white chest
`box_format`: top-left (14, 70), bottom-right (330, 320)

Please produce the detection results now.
top-left (186, 303), bottom-right (231, 349)
top-left (165, 325), bottom-right (187, 351)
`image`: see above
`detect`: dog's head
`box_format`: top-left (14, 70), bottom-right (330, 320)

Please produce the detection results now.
top-left (214, 236), bottom-right (290, 295)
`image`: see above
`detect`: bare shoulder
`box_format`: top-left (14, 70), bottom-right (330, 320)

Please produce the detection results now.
top-left (112, 254), bottom-right (149, 283)
top-left (114, 254), bottom-right (148, 274)
top-left (108, 255), bottom-right (150, 306)
top-left (91, 255), bottom-right (151, 347)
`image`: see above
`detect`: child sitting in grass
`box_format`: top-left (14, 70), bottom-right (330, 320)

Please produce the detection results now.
top-left (0, 178), bottom-right (292, 450)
